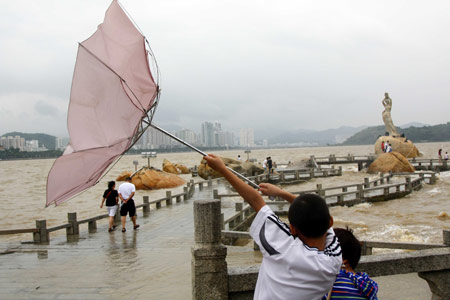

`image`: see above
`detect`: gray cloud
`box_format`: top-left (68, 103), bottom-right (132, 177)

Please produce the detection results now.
top-left (34, 100), bottom-right (59, 116)
top-left (1, 0), bottom-right (449, 138)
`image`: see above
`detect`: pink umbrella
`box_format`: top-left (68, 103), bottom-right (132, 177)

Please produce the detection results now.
top-left (46, 0), bottom-right (159, 206)
top-left (47, 1), bottom-right (258, 207)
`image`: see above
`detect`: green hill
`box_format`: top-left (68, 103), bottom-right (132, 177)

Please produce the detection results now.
top-left (2, 132), bottom-right (57, 150)
top-left (342, 122), bottom-right (450, 145)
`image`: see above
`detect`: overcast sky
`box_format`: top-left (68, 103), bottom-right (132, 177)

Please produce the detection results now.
top-left (1, 0), bottom-right (449, 138)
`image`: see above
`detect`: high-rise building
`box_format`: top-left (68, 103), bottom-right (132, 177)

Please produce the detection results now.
top-left (217, 131), bottom-right (235, 147)
top-left (55, 137), bottom-right (70, 150)
top-left (140, 126), bottom-right (175, 149)
top-left (0, 136), bottom-right (25, 151)
top-left (201, 122), bottom-right (215, 147)
top-left (239, 128), bottom-right (254, 148)
top-left (175, 129), bottom-right (198, 146)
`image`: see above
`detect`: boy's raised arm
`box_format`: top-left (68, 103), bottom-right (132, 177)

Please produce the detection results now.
top-left (259, 183), bottom-right (297, 203)
top-left (204, 154), bottom-right (265, 212)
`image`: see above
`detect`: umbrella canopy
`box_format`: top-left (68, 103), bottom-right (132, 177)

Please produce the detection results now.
top-left (46, 0), bottom-right (158, 206)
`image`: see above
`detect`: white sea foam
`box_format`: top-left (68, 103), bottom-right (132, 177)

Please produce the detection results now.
top-left (427, 188), bottom-right (441, 194)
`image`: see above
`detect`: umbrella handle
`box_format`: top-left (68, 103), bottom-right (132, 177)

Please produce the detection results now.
top-left (150, 124), bottom-right (260, 189)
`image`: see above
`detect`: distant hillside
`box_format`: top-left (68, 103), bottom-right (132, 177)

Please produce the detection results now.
top-left (2, 132), bottom-right (57, 149)
top-left (342, 122), bottom-right (450, 145)
top-left (267, 126), bottom-right (367, 146)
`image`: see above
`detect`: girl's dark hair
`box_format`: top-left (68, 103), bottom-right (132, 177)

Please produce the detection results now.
top-left (107, 181), bottom-right (115, 190)
top-left (334, 227), bottom-right (361, 269)
top-left (288, 194), bottom-right (330, 238)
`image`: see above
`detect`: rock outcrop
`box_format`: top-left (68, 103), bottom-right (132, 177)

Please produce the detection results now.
top-left (174, 163), bottom-right (190, 174)
top-left (197, 156), bottom-right (265, 180)
top-left (162, 159), bottom-right (179, 175)
top-left (374, 136), bottom-right (420, 158)
top-left (116, 171), bottom-right (132, 181)
top-left (116, 167), bottom-right (185, 190)
top-left (368, 152), bottom-right (415, 174)
top-left (162, 159), bottom-right (191, 175)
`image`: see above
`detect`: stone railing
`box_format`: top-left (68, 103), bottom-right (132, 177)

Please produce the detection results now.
top-left (191, 199), bottom-right (450, 300)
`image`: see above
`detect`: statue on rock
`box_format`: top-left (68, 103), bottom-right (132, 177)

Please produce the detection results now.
top-left (374, 93), bottom-right (420, 158)
top-left (382, 93), bottom-right (400, 137)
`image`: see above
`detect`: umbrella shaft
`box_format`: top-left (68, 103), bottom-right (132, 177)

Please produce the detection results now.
top-left (150, 124), bottom-right (259, 189)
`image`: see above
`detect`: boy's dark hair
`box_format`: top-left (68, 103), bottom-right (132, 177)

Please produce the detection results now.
top-left (288, 194), bottom-right (330, 238)
top-left (107, 181), bottom-right (115, 190)
top-left (334, 227), bottom-right (361, 269)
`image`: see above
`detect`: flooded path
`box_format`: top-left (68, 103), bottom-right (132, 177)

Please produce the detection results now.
top-left (0, 183), bottom-right (433, 300)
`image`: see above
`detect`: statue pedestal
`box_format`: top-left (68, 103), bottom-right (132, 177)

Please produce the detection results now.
top-left (375, 136), bottom-right (420, 158)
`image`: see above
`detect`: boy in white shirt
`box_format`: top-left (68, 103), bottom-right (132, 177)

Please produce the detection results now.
top-left (204, 154), bottom-right (341, 300)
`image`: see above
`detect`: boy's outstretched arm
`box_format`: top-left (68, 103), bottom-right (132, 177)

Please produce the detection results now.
top-left (259, 183), bottom-right (296, 203)
top-left (204, 154), bottom-right (265, 212)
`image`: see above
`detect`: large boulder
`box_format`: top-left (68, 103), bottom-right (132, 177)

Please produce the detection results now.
top-left (116, 171), bottom-right (132, 181)
top-left (118, 167), bottom-right (185, 190)
top-left (375, 136), bottom-right (420, 158)
top-left (163, 159), bottom-right (179, 175)
top-left (197, 156), bottom-right (264, 180)
top-left (368, 152), bottom-right (415, 174)
top-left (174, 163), bottom-right (190, 174)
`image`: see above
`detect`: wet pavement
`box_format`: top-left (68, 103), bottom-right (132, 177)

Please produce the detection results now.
top-left (0, 184), bottom-right (433, 300)
top-left (0, 188), bottom-right (220, 300)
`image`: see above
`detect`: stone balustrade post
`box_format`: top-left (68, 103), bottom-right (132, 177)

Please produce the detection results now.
top-left (337, 195), bottom-right (344, 205)
top-left (191, 199), bottom-right (228, 300)
top-left (316, 184), bottom-right (325, 197)
top-left (443, 230), bottom-right (450, 246)
top-left (405, 177), bottom-right (412, 192)
top-left (338, 166), bottom-right (342, 176)
top-left (357, 184), bottom-right (364, 200)
top-left (88, 220), bottom-right (97, 233)
top-left (364, 178), bottom-right (370, 188)
top-left (235, 202), bottom-right (243, 212)
top-left (67, 212), bottom-right (79, 236)
top-left (166, 191), bottom-right (173, 206)
top-left (213, 189), bottom-right (219, 199)
top-left (143, 196), bottom-right (150, 214)
top-left (183, 187), bottom-right (188, 201)
top-left (430, 173), bottom-right (437, 185)
top-left (418, 271), bottom-right (450, 300)
top-left (33, 220), bottom-right (49, 243)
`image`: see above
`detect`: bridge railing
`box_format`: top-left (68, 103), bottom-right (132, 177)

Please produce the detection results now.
top-left (0, 179), bottom-right (198, 243)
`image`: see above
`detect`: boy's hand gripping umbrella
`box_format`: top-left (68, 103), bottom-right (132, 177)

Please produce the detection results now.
top-left (46, 0), bottom-right (258, 207)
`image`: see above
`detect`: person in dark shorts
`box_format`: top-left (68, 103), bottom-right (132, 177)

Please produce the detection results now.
top-left (100, 181), bottom-right (119, 232)
top-left (118, 177), bottom-right (140, 232)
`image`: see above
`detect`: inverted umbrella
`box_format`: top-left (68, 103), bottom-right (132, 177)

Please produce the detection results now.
top-left (46, 0), bottom-right (257, 207)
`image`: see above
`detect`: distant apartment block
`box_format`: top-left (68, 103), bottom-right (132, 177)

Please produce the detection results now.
top-left (134, 126), bottom-right (176, 149)
top-left (24, 140), bottom-right (47, 152)
top-left (0, 136), bottom-right (25, 151)
top-left (175, 129), bottom-right (199, 146)
top-left (201, 121), bottom-right (235, 147)
top-left (201, 122), bottom-right (215, 147)
top-left (55, 137), bottom-right (70, 151)
top-left (239, 128), bottom-right (254, 148)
